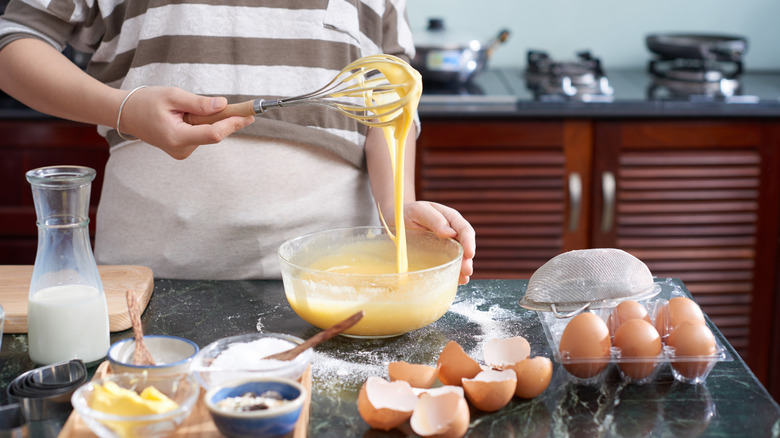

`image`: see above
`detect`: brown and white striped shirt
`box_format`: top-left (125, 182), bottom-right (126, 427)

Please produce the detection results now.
top-left (0, 0), bottom-right (416, 279)
top-left (0, 0), bottom-right (415, 167)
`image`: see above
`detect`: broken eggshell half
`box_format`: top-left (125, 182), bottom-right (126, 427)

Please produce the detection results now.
top-left (357, 376), bottom-right (418, 431)
top-left (462, 369), bottom-right (517, 412)
top-left (436, 340), bottom-right (482, 386)
top-left (483, 336), bottom-right (531, 369)
top-left (506, 356), bottom-right (553, 398)
top-left (409, 389), bottom-right (470, 438)
top-left (388, 361), bottom-right (439, 389)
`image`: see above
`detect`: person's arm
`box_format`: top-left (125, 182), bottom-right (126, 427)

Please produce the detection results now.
top-left (0, 38), bottom-right (253, 159)
top-left (365, 125), bottom-right (476, 284)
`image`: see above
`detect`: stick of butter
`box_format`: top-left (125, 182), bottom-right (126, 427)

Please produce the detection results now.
top-left (89, 381), bottom-right (179, 437)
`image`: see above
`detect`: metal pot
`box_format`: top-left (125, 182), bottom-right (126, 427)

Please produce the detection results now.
top-left (645, 33), bottom-right (748, 61)
top-left (411, 18), bottom-right (509, 84)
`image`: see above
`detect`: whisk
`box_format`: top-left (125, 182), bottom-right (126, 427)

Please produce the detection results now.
top-left (183, 55), bottom-right (420, 127)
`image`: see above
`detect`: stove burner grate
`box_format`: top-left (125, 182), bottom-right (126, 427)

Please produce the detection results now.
top-left (648, 57), bottom-right (745, 99)
top-left (525, 50), bottom-right (614, 102)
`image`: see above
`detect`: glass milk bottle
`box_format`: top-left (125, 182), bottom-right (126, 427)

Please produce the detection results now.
top-left (25, 166), bottom-right (110, 365)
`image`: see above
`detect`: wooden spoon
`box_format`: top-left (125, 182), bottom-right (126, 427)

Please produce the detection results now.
top-left (265, 311), bottom-right (364, 361)
top-left (126, 289), bottom-right (156, 366)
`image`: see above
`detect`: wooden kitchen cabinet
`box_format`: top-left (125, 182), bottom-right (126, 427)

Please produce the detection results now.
top-left (590, 120), bottom-right (780, 388)
top-left (417, 117), bottom-right (780, 390)
top-left (0, 119), bottom-right (108, 264)
top-left (415, 119), bottom-right (593, 278)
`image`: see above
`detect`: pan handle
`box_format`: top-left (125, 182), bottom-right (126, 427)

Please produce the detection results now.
top-left (487, 29), bottom-right (511, 57)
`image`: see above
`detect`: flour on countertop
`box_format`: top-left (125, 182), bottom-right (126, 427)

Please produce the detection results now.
top-left (309, 292), bottom-right (532, 394)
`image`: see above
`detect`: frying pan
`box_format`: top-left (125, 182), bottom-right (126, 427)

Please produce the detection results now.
top-left (646, 33), bottom-right (748, 61)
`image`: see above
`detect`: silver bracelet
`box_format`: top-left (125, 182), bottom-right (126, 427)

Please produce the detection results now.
top-left (116, 85), bottom-right (148, 141)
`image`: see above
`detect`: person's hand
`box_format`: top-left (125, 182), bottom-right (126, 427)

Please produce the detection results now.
top-left (117, 86), bottom-right (255, 159)
top-left (403, 201), bottom-right (475, 285)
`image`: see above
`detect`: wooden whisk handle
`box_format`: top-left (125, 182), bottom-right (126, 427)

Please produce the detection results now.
top-left (183, 99), bottom-right (257, 125)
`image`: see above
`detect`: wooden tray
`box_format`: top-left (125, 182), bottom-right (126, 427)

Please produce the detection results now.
top-left (58, 362), bottom-right (312, 437)
top-left (0, 265), bottom-right (154, 333)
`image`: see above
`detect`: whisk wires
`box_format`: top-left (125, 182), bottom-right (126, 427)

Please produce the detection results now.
top-left (269, 55), bottom-right (418, 127)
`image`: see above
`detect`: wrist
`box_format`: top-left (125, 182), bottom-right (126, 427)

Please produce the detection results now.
top-left (116, 86), bottom-right (148, 141)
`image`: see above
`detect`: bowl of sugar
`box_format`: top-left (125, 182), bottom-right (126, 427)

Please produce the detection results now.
top-left (191, 333), bottom-right (312, 391)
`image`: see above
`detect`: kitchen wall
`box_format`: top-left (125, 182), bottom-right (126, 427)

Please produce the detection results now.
top-left (406, 0), bottom-right (780, 70)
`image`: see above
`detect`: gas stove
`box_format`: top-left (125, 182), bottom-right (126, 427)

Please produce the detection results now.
top-left (524, 50), bottom-right (614, 102)
top-left (646, 57), bottom-right (758, 102)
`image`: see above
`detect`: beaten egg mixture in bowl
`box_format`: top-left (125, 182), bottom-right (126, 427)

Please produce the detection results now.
top-left (278, 226), bottom-right (463, 338)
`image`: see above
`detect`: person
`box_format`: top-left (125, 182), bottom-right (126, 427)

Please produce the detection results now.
top-left (0, 0), bottom-right (475, 283)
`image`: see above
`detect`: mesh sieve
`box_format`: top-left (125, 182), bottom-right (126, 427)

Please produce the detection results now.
top-left (519, 248), bottom-right (660, 317)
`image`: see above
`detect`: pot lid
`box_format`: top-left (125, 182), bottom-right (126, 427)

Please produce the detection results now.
top-left (414, 18), bottom-right (490, 50)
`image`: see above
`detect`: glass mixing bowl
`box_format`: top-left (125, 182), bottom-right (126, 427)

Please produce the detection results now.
top-left (278, 226), bottom-right (463, 338)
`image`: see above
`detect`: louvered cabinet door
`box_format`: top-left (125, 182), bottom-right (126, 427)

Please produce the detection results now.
top-left (590, 120), bottom-right (780, 384)
top-left (416, 119), bottom-right (592, 279)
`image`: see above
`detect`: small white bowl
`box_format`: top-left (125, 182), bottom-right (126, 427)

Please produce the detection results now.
top-left (191, 333), bottom-right (312, 391)
top-left (108, 335), bottom-right (199, 375)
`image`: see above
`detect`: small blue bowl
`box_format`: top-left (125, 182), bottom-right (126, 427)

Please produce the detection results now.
top-left (205, 378), bottom-right (306, 438)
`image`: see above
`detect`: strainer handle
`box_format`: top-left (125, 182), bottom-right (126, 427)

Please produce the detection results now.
top-left (551, 303), bottom-right (591, 319)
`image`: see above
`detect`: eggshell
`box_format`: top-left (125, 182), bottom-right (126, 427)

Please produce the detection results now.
top-left (558, 312), bottom-right (612, 378)
top-left (667, 320), bottom-right (718, 380)
top-left (612, 318), bottom-right (662, 381)
top-left (462, 369), bottom-right (517, 412)
top-left (412, 385), bottom-right (464, 398)
top-left (410, 390), bottom-right (470, 438)
top-left (357, 376), bottom-right (418, 431)
top-left (483, 336), bottom-right (530, 369)
top-left (507, 356), bottom-right (553, 399)
top-left (607, 300), bottom-right (651, 335)
top-left (388, 361), bottom-right (439, 389)
top-left (436, 340), bottom-right (482, 386)
top-left (655, 296), bottom-right (706, 338)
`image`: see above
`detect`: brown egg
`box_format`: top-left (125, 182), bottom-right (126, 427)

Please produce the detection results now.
top-left (507, 356), bottom-right (553, 398)
top-left (357, 376), bottom-right (418, 431)
top-left (667, 320), bottom-right (718, 380)
top-left (654, 296), bottom-right (706, 339)
top-left (483, 336), bottom-right (530, 369)
top-left (462, 369), bottom-right (517, 412)
top-left (612, 318), bottom-right (662, 381)
top-left (409, 390), bottom-right (470, 438)
top-left (558, 312), bottom-right (612, 379)
top-left (436, 340), bottom-right (482, 386)
top-left (607, 300), bottom-right (651, 335)
top-left (388, 361), bottom-right (439, 389)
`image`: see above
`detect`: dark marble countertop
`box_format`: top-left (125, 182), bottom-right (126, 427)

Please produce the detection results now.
top-left (1, 278), bottom-right (779, 437)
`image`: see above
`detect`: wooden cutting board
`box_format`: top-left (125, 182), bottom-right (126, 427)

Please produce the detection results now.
top-left (0, 265), bottom-right (154, 334)
top-left (58, 362), bottom-right (312, 438)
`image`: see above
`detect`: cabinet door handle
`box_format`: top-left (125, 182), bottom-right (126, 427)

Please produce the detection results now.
top-left (568, 172), bottom-right (582, 232)
top-left (601, 171), bottom-right (616, 233)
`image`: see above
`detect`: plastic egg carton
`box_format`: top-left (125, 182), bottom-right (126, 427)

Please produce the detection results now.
top-left (536, 278), bottom-right (732, 385)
